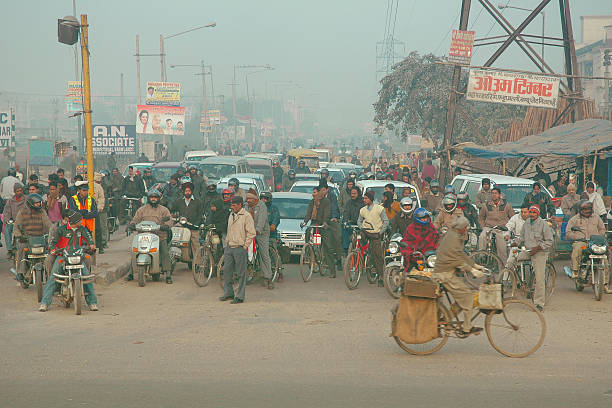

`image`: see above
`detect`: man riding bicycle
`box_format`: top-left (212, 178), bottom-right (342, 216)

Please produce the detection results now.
top-left (566, 200), bottom-right (606, 284)
top-left (302, 185), bottom-right (335, 277)
top-left (357, 190), bottom-right (389, 286)
top-left (478, 187), bottom-right (514, 264)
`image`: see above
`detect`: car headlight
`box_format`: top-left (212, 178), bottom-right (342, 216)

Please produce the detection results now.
top-left (67, 256), bottom-right (82, 265)
top-left (388, 241), bottom-right (399, 254)
top-left (591, 244), bottom-right (606, 255)
top-left (426, 254), bottom-right (436, 268)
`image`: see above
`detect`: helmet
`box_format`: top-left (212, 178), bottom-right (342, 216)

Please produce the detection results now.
top-left (288, 170), bottom-right (296, 177)
top-left (366, 172), bottom-right (375, 180)
top-left (375, 171), bottom-right (383, 179)
top-left (299, 160), bottom-right (305, 165)
top-left (413, 208), bottom-right (431, 225)
top-left (579, 200), bottom-right (593, 216)
top-left (189, 165), bottom-right (197, 171)
top-left (8, 167), bottom-right (16, 177)
top-left (26, 193), bottom-right (43, 211)
top-left (260, 191), bottom-right (273, 201)
top-left (349, 170), bottom-right (357, 178)
top-left (320, 168), bottom-right (329, 176)
top-left (228, 177), bottom-right (240, 188)
top-left (430, 180), bottom-right (440, 189)
top-left (400, 197), bottom-right (414, 215)
top-left (180, 175), bottom-right (192, 185)
top-left (442, 194), bottom-right (457, 213)
top-left (222, 188), bottom-right (233, 202)
top-left (444, 185), bottom-right (454, 195)
top-left (100, 169), bottom-right (110, 177)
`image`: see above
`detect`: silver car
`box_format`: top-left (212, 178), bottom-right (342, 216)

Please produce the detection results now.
top-left (272, 192), bottom-right (312, 255)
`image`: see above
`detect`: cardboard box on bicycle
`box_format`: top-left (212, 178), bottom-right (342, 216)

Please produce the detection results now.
top-left (403, 278), bottom-right (439, 299)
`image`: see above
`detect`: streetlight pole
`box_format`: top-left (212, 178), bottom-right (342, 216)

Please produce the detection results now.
top-left (161, 22), bottom-right (216, 82)
top-left (498, 4), bottom-right (545, 60)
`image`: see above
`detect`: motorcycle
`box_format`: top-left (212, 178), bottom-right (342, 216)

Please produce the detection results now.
top-left (129, 219), bottom-right (167, 286)
top-left (169, 216), bottom-right (200, 273)
top-left (383, 233), bottom-right (436, 299)
top-left (564, 235), bottom-right (609, 301)
top-left (9, 235), bottom-right (49, 302)
top-left (52, 243), bottom-right (96, 315)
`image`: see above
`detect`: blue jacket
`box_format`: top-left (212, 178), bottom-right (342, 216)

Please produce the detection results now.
top-left (266, 203), bottom-right (280, 238)
top-left (327, 189), bottom-right (340, 220)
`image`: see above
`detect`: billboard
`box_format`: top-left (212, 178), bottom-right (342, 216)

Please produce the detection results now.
top-left (199, 109), bottom-right (222, 132)
top-left (448, 29), bottom-right (475, 65)
top-left (0, 110), bottom-right (12, 148)
top-left (28, 139), bottom-right (55, 166)
top-left (466, 69), bottom-right (560, 109)
top-left (145, 82), bottom-right (181, 106)
top-left (66, 81), bottom-right (83, 113)
top-left (136, 105), bottom-right (185, 135)
top-left (89, 125), bottom-right (137, 156)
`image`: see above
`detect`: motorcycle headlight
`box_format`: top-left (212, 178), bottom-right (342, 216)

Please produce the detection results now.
top-left (591, 244), bottom-right (606, 255)
top-left (31, 246), bottom-right (45, 255)
top-left (356, 234), bottom-right (362, 241)
top-left (388, 241), bottom-right (399, 254)
top-left (67, 256), bottom-right (81, 265)
top-left (426, 254), bottom-right (436, 268)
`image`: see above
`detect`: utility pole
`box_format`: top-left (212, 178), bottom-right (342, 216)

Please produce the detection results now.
top-left (201, 60), bottom-right (208, 148)
top-left (159, 35), bottom-right (166, 81)
top-left (136, 35), bottom-right (141, 105)
top-left (72, 0), bottom-right (82, 154)
top-left (79, 14), bottom-right (94, 197)
top-left (120, 72), bottom-right (125, 123)
top-left (233, 65), bottom-right (237, 150)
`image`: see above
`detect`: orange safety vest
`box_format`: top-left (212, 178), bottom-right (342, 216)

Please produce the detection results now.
top-left (72, 194), bottom-right (95, 232)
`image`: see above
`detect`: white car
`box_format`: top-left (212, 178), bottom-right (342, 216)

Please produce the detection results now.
top-left (355, 180), bottom-right (421, 206)
top-left (183, 150), bottom-right (217, 162)
top-left (217, 173), bottom-right (268, 196)
top-left (289, 180), bottom-right (340, 197)
top-left (273, 192), bottom-right (312, 255)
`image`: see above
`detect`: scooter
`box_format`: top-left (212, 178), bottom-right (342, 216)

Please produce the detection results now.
top-left (52, 243), bottom-right (96, 315)
top-left (564, 235), bottom-right (609, 301)
top-left (169, 216), bottom-right (201, 273)
top-left (129, 220), bottom-right (167, 286)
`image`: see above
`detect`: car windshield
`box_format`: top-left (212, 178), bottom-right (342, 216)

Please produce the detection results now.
top-left (294, 174), bottom-right (319, 182)
top-left (290, 185), bottom-right (316, 195)
top-left (365, 186), bottom-right (418, 204)
top-left (497, 184), bottom-right (536, 209)
top-left (301, 157), bottom-right (319, 167)
top-left (273, 197), bottom-right (311, 219)
top-left (250, 164), bottom-right (271, 179)
top-left (152, 167), bottom-right (179, 182)
top-left (217, 183), bottom-right (257, 195)
top-left (199, 164), bottom-right (236, 180)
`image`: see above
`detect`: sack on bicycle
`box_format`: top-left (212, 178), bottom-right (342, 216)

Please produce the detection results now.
top-left (391, 278), bottom-right (439, 344)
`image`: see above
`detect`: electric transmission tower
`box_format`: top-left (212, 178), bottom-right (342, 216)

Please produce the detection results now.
top-left (376, 0), bottom-right (406, 81)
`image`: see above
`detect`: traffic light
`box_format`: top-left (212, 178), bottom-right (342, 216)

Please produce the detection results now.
top-left (58, 16), bottom-right (80, 45)
top-left (604, 49), bottom-right (611, 67)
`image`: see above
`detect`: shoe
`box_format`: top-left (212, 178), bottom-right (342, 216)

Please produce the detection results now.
top-left (278, 273), bottom-right (284, 283)
top-left (125, 274), bottom-right (134, 281)
top-left (89, 304), bottom-right (99, 311)
top-left (571, 270), bottom-right (578, 279)
top-left (166, 276), bottom-right (173, 284)
top-left (330, 271), bottom-right (336, 278)
top-left (99, 248), bottom-right (104, 254)
top-left (604, 284), bottom-right (612, 294)
top-left (38, 304), bottom-right (48, 312)
top-left (16, 273), bottom-right (24, 282)
top-left (266, 279), bottom-right (274, 290)
top-left (536, 305), bottom-right (544, 313)
top-left (377, 279), bottom-right (384, 287)
top-left (231, 298), bottom-right (244, 304)
top-left (461, 327), bottom-right (483, 335)
top-left (219, 295), bottom-right (234, 301)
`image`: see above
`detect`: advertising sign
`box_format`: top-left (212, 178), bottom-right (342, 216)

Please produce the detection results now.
top-left (208, 109), bottom-right (221, 125)
top-left (448, 29), bottom-right (475, 65)
top-left (466, 69), bottom-right (560, 109)
top-left (28, 140), bottom-right (55, 166)
top-left (89, 125), bottom-right (137, 156)
top-left (136, 105), bottom-right (185, 135)
top-left (66, 81), bottom-right (83, 113)
top-left (145, 82), bottom-right (181, 106)
top-left (0, 110), bottom-right (12, 148)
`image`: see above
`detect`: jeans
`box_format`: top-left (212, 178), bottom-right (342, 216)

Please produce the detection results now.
top-left (41, 257), bottom-right (97, 307)
top-left (223, 246), bottom-right (247, 300)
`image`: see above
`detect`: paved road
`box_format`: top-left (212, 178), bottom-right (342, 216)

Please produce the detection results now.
top-left (1, 241), bottom-right (611, 407)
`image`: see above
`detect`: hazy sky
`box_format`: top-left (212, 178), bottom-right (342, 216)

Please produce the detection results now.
top-left (1, 0), bottom-right (610, 133)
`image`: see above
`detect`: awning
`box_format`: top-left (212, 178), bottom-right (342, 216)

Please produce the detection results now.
top-left (460, 119), bottom-right (612, 159)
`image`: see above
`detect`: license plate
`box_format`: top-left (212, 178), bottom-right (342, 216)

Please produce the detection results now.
top-left (589, 255), bottom-right (607, 259)
top-left (65, 265), bottom-right (84, 270)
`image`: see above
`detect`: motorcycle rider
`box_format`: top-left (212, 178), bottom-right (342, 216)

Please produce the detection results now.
top-left (39, 210), bottom-right (98, 312)
top-left (142, 167), bottom-right (157, 192)
top-left (390, 196), bottom-right (414, 236)
top-left (566, 200), bottom-right (606, 281)
top-left (422, 180), bottom-right (442, 215)
top-left (456, 192), bottom-right (480, 231)
top-left (3, 183), bottom-right (26, 257)
top-left (433, 194), bottom-right (464, 231)
top-left (121, 166), bottom-right (146, 222)
top-left (358, 190), bottom-right (389, 286)
top-left (434, 216), bottom-right (486, 334)
top-left (246, 188), bottom-right (273, 289)
top-left (282, 169), bottom-right (297, 191)
top-left (400, 208), bottom-right (439, 264)
top-left (170, 181), bottom-right (204, 275)
top-left (338, 178), bottom-right (356, 216)
top-left (128, 189), bottom-right (173, 283)
top-left (202, 183), bottom-right (221, 217)
top-left (13, 193), bottom-right (52, 282)
top-left (272, 159), bottom-right (284, 191)
top-left (188, 165), bottom-right (207, 199)
top-left (295, 159), bottom-right (311, 174)
top-left (228, 178), bottom-right (247, 201)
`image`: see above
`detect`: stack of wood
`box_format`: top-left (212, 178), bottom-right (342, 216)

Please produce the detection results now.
top-left (492, 99), bottom-right (601, 144)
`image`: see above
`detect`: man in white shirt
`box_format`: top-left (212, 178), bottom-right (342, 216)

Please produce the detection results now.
top-left (503, 205), bottom-right (530, 273)
top-left (585, 181), bottom-right (607, 223)
top-left (0, 168), bottom-right (20, 200)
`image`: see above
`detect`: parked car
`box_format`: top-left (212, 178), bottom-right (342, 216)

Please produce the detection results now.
top-left (289, 180), bottom-right (339, 197)
top-left (151, 162), bottom-right (185, 183)
top-left (122, 162), bottom-right (153, 177)
top-left (273, 192), bottom-right (311, 255)
top-left (196, 156), bottom-right (250, 184)
top-left (183, 150), bottom-right (217, 162)
top-left (315, 167), bottom-right (346, 185)
top-left (245, 157), bottom-right (274, 190)
top-left (355, 180), bottom-right (421, 206)
top-left (217, 173), bottom-right (267, 196)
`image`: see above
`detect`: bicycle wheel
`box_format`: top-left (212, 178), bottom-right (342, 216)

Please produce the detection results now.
top-left (193, 247), bottom-right (214, 287)
top-left (365, 254), bottom-right (378, 284)
top-left (593, 264), bottom-right (604, 301)
top-left (393, 303), bottom-right (451, 355)
top-left (300, 244), bottom-right (316, 282)
top-left (468, 250), bottom-right (502, 290)
top-left (384, 265), bottom-right (403, 299)
top-left (485, 299), bottom-right (546, 358)
top-left (269, 246), bottom-right (281, 283)
top-left (343, 251), bottom-right (362, 290)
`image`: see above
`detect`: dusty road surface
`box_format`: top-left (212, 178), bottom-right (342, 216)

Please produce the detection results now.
top-left (1, 242), bottom-right (611, 408)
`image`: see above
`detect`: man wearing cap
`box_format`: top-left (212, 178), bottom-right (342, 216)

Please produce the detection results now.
top-left (170, 182), bottom-right (204, 276)
top-left (475, 178), bottom-right (492, 210)
top-left (220, 196), bottom-right (256, 303)
top-left (302, 186), bottom-right (335, 276)
top-left (422, 180), bottom-right (442, 215)
top-left (39, 210), bottom-right (98, 312)
top-left (68, 181), bottom-right (98, 236)
top-left (434, 216), bottom-right (486, 334)
top-left (246, 188), bottom-right (273, 289)
top-left (93, 173), bottom-right (108, 253)
top-left (358, 189), bottom-right (389, 285)
top-left (188, 166), bottom-right (207, 199)
top-left (3, 183), bottom-right (26, 258)
top-left (510, 205), bottom-right (553, 311)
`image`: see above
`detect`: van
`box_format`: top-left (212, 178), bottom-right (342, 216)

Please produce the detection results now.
top-left (245, 158), bottom-right (274, 189)
top-left (196, 156), bottom-right (250, 184)
top-left (183, 150), bottom-right (217, 162)
top-left (451, 174), bottom-right (552, 211)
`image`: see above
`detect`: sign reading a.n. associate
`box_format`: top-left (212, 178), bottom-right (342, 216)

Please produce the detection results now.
top-left (87, 125), bottom-right (136, 156)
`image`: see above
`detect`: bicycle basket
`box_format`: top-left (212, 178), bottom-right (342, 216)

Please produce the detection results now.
top-left (478, 283), bottom-right (502, 310)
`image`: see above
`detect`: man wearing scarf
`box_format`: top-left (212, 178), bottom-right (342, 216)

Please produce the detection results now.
top-left (358, 190), bottom-right (389, 285)
top-left (246, 188), bottom-right (273, 289)
top-left (303, 185), bottom-right (334, 276)
top-left (400, 210), bottom-right (439, 262)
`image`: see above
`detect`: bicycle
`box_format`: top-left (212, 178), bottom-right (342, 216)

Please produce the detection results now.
top-left (468, 225), bottom-right (505, 288)
top-left (218, 238), bottom-right (281, 290)
top-left (122, 196), bottom-right (141, 224)
top-left (504, 245), bottom-right (556, 304)
top-left (391, 271), bottom-right (546, 358)
top-left (106, 196), bottom-right (119, 235)
top-left (299, 224), bottom-right (327, 282)
top-left (192, 225), bottom-right (220, 287)
top-left (343, 224), bottom-right (377, 289)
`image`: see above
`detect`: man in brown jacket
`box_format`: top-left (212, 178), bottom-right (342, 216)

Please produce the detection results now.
top-left (566, 200), bottom-right (606, 280)
top-left (302, 186), bottom-right (335, 276)
top-left (220, 196), bottom-right (256, 303)
top-left (478, 187), bottom-right (514, 263)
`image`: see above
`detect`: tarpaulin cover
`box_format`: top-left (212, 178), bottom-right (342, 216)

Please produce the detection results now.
top-left (461, 119), bottom-right (612, 159)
